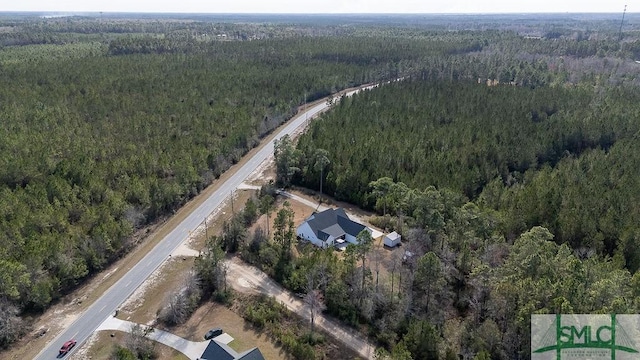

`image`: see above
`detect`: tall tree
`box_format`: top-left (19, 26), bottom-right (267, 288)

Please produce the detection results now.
top-left (194, 236), bottom-right (227, 297)
top-left (259, 194), bottom-right (275, 236)
top-left (314, 148), bottom-right (330, 196)
top-left (412, 252), bottom-right (447, 324)
top-left (369, 177), bottom-right (394, 216)
top-left (273, 201), bottom-right (296, 257)
top-left (274, 135), bottom-right (299, 188)
top-left (304, 270), bottom-right (327, 336)
top-left (356, 229), bottom-right (374, 309)
top-left (222, 216), bottom-right (247, 253)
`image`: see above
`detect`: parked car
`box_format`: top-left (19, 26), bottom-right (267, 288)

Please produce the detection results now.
top-left (58, 339), bottom-right (76, 357)
top-left (204, 328), bottom-right (223, 340)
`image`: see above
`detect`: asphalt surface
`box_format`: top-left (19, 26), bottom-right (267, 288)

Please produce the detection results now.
top-left (35, 85), bottom-right (372, 360)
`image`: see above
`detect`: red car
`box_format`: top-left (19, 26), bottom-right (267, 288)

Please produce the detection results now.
top-left (59, 339), bottom-right (76, 357)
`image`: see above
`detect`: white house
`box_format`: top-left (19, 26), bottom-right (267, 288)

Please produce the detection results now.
top-left (383, 231), bottom-right (402, 247)
top-left (296, 208), bottom-right (372, 248)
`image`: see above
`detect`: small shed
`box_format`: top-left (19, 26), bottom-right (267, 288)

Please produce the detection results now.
top-left (383, 231), bottom-right (402, 248)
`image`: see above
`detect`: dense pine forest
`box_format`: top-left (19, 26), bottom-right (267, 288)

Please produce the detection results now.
top-left (295, 80), bottom-right (640, 252)
top-left (284, 15), bottom-right (640, 360)
top-left (0, 14), bottom-right (478, 345)
top-left (2, 11), bottom-right (640, 359)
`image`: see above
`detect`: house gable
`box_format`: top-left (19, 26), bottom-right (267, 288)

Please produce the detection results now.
top-left (238, 348), bottom-right (266, 360)
top-left (336, 215), bottom-right (366, 237)
top-left (201, 339), bottom-right (265, 360)
top-left (201, 341), bottom-right (237, 360)
top-left (299, 208), bottom-right (369, 247)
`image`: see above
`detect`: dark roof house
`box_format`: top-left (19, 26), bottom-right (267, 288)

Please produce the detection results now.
top-left (296, 207), bottom-right (372, 248)
top-left (200, 339), bottom-right (264, 360)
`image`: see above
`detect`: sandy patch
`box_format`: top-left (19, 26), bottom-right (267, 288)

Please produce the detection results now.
top-left (246, 157), bottom-right (275, 184)
top-left (236, 277), bottom-right (255, 291)
top-left (237, 183), bottom-right (261, 190)
top-left (101, 267), bottom-right (119, 282)
top-left (56, 312), bottom-right (79, 330)
top-left (171, 243), bottom-right (200, 257)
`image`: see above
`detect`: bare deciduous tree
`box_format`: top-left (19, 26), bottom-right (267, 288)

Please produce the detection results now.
top-left (159, 291), bottom-right (188, 326)
top-left (371, 246), bottom-right (384, 292)
top-left (304, 271), bottom-right (327, 336)
top-left (388, 249), bottom-right (404, 296)
top-left (158, 271), bottom-right (201, 326)
top-left (125, 324), bottom-right (156, 359)
top-left (0, 300), bottom-right (26, 347)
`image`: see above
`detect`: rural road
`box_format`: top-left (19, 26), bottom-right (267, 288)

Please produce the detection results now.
top-left (226, 257), bottom-right (376, 359)
top-left (34, 84), bottom-right (375, 360)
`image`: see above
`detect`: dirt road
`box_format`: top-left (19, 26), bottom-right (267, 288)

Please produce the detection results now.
top-left (226, 257), bottom-right (376, 359)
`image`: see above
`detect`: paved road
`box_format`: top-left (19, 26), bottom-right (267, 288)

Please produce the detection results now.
top-left (34, 85), bottom-right (373, 360)
top-left (226, 257), bottom-right (375, 359)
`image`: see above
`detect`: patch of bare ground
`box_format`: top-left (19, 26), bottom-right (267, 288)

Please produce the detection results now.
top-left (290, 187), bottom-right (376, 223)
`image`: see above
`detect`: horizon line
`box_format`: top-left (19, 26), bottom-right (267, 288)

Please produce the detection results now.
top-left (0, 10), bottom-right (635, 15)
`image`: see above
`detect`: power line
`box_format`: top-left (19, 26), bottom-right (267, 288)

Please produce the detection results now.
top-left (619, 5), bottom-right (627, 42)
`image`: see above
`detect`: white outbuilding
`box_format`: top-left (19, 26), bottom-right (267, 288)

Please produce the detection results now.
top-left (383, 231), bottom-right (402, 248)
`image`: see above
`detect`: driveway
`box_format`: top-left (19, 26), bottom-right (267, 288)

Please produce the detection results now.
top-left (96, 317), bottom-right (209, 359)
top-left (226, 257), bottom-right (376, 359)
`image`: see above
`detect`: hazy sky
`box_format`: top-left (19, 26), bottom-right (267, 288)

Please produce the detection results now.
top-left (2, 0), bottom-right (630, 14)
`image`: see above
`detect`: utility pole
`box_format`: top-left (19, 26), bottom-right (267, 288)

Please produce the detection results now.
top-left (230, 190), bottom-right (235, 215)
top-left (204, 216), bottom-right (208, 240)
top-left (305, 91), bottom-right (309, 126)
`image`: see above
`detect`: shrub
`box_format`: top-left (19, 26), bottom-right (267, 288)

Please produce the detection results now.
top-left (292, 342), bottom-right (316, 360)
top-left (111, 345), bottom-right (137, 360)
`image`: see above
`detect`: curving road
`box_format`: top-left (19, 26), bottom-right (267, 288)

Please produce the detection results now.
top-left (34, 85), bottom-right (374, 360)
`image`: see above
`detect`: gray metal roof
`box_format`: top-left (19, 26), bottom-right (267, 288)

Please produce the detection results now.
top-left (200, 341), bottom-right (236, 360)
top-left (237, 348), bottom-right (266, 360)
top-left (200, 340), bottom-right (265, 360)
top-left (337, 215), bottom-right (366, 238)
top-left (323, 223), bottom-right (346, 238)
top-left (305, 208), bottom-right (366, 240)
